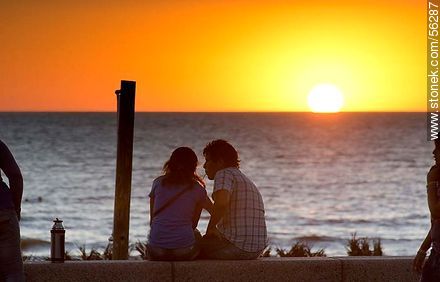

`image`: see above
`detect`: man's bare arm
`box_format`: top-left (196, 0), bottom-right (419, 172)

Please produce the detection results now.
top-left (204, 195), bottom-right (214, 214)
top-left (206, 190), bottom-right (230, 234)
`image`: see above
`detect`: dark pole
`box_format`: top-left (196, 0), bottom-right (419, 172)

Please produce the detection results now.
top-left (113, 80), bottom-right (136, 260)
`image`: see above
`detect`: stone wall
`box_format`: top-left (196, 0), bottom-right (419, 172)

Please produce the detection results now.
top-left (24, 256), bottom-right (421, 282)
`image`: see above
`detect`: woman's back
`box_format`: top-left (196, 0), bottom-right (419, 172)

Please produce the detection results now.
top-left (149, 176), bottom-right (206, 249)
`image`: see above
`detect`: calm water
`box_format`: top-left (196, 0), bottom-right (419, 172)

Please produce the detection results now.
top-left (0, 112), bottom-right (432, 256)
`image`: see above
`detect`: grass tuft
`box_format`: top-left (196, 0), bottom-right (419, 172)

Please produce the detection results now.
top-left (134, 241), bottom-right (149, 260)
top-left (77, 244), bottom-right (103, 260)
top-left (346, 233), bottom-right (383, 256)
top-left (275, 242), bottom-right (326, 257)
top-left (261, 247), bottom-right (272, 257)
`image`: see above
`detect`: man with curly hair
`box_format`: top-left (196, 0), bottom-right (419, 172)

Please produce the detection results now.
top-left (200, 139), bottom-right (267, 259)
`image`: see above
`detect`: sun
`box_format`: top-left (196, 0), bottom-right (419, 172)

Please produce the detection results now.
top-left (307, 84), bottom-right (344, 113)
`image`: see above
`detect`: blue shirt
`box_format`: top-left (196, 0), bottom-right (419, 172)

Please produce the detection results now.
top-left (148, 176), bottom-right (206, 249)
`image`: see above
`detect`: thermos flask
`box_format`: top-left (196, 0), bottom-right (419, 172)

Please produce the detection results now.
top-left (51, 218), bottom-right (65, 263)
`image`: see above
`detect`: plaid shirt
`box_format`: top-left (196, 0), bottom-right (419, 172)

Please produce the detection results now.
top-left (213, 167), bottom-right (267, 252)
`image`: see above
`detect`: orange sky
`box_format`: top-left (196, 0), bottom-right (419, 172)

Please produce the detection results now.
top-left (0, 0), bottom-right (425, 112)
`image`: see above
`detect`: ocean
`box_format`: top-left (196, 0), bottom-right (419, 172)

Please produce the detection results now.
top-left (0, 112), bottom-right (432, 257)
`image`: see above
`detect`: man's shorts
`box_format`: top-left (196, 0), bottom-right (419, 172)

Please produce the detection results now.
top-left (199, 234), bottom-right (262, 260)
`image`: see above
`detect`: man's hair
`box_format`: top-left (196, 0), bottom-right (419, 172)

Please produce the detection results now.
top-left (203, 139), bottom-right (240, 168)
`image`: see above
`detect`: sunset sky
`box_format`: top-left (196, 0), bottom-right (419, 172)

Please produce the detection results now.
top-left (0, 0), bottom-right (424, 112)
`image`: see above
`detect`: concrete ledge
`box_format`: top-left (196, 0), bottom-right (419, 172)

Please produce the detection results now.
top-left (173, 258), bottom-right (340, 282)
top-left (24, 261), bottom-right (172, 282)
top-left (24, 257), bottom-right (421, 282)
top-left (336, 257), bottom-right (420, 282)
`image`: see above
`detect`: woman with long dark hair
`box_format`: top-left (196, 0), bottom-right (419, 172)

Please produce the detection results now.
top-left (147, 147), bottom-right (211, 260)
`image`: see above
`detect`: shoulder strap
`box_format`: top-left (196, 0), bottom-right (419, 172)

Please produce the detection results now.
top-left (152, 183), bottom-right (193, 219)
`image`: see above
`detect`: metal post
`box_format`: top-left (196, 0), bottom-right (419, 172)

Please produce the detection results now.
top-left (113, 80), bottom-right (136, 260)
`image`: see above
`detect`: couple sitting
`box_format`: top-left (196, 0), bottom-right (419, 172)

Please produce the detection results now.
top-left (147, 139), bottom-right (267, 260)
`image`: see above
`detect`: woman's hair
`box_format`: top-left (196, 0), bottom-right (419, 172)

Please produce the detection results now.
top-left (162, 147), bottom-right (204, 187)
top-left (203, 139), bottom-right (240, 168)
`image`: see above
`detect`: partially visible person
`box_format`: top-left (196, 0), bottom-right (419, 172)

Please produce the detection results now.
top-left (414, 139), bottom-right (440, 281)
top-left (200, 139), bottom-right (267, 259)
top-left (147, 147), bottom-right (212, 261)
top-left (0, 139), bottom-right (25, 281)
